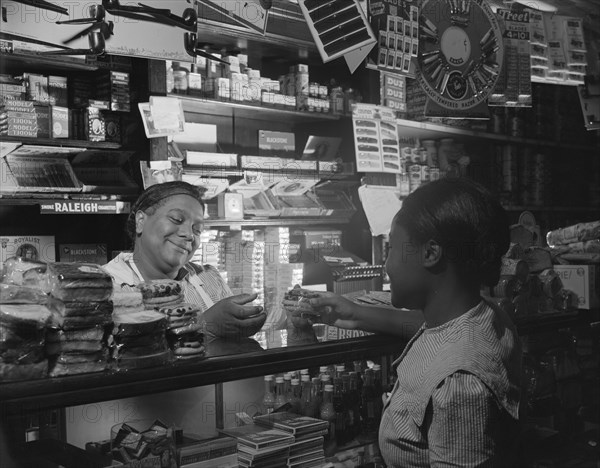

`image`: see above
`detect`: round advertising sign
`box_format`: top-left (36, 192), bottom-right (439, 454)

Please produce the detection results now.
top-left (416, 0), bottom-right (504, 110)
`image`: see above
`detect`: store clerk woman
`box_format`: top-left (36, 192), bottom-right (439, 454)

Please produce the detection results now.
top-left (288, 178), bottom-right (522, 467)
top-left (104, 181), bottom-right (266, 339)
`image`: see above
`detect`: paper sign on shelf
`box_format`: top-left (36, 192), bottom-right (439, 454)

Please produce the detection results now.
top-left (352, 103), bottom-right (401, 174)
top-left (358, 185), bottom-right (402, 236)
top-left (149, 96), bottom-right (186, 133)
top-left (173, 123), bottom-right (218, 152)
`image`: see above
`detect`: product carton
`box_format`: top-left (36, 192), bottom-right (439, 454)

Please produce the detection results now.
top-left (553, 264), bottom-right (599, 309)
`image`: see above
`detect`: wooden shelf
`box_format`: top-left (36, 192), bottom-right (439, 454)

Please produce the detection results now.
top-left (0, 335), bottom-right (400, 415)
top-left (396, 118), bottom-right (599, 151)
top-left (1, 136), bottom-right (121, 150)
top-left (175, 95), bottom-right (341, 123)
top-left (503, 205), bottom-right (600, 213)
top-left (203, 217), bottom-right (352, 228)
top-left (0, 51), bottom-right (98, 72)
top-left (0, 311), bottom-right (594, 415)
top-left (0, 194), bottom-right (132, 213)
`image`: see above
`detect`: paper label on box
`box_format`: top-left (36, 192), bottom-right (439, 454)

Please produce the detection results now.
top-left (0, 235), bottom-right (56, 266)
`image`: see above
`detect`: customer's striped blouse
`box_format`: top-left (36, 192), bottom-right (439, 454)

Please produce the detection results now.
top-left (378, 300), bottom-right (522, 467)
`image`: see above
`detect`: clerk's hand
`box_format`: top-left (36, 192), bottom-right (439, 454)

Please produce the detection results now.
top-left (202, 293), bottom-right (266, 339)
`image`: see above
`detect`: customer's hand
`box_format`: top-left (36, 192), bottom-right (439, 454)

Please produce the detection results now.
top-left (284, 291), bottom-right (360, 330)
top-left (203, 293), bottom-right (266, 339)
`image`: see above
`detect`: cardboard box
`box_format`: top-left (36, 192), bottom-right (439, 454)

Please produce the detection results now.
top-left (313, 324), bottom-right (372, 341)
top-left (553, 265), bottom-right (599, 310)
top-left (0, 235), bottom-right (56, 267)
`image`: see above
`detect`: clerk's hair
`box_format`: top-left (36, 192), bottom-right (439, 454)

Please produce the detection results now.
top-left (393, 178), bottom-right (509, 287)
top-left (127, 181), bottom-right (206, 243)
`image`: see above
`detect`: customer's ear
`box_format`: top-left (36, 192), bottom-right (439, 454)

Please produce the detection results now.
top-left (135, 211), bottom-right (146, 236)
top-left (422, 239), bottom-right (442, 268)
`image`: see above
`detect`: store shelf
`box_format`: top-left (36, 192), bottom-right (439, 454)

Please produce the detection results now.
top-left (0, 312), bottom-right (595, 415)
top-left (396, 118), bottom-right (599, 151)
top-left (175, 95), bottom-right (341, 123)
top-left (0, 51), bottom-right (98, 72)
top-left (0, 335), bottom-right (400, 415)
top-left (0, 194), bottom-right (132, 214)
top-left (203, 217), bottom-right (352, 228)
top-left (1, 136), bottom-right (121, 150)
top-left (503, 205), bottom-right (600, 213)
top-left (515, 310), bottom-right (593, 335)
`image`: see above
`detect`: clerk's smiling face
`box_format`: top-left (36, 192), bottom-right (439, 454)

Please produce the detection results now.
top-left (136, 194), bottom-right (203, 273)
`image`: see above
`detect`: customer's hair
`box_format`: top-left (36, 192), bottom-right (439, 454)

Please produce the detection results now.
top-left (126, 181), bottom-right (206, 242)
top-left (393, 178), bottom-right (509, 287)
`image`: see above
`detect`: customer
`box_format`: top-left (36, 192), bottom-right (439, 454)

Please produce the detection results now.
top-left (104, 181), bottom-right (266, 338)
top-left (287, 178), bottom-right (522, 467)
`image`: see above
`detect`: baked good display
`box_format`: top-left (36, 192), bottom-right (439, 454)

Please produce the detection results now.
top-left (136, 280), bottom-right (183, 307)
top-left (111, 289), bottom-right (144, 319)
top-left (283, 285), bottom-right (322, 317)
top-left (0, 303), bottom-right (51, 381)
top-left (157, 302), bottom-right (204, 361)
top-left (37, 262), bottom-right (114, 302)
top-left (111, 310), bottom-right (171, 370)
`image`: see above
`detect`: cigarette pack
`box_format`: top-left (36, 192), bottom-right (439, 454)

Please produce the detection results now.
top-left (51, 106), bottom-right (69, 138)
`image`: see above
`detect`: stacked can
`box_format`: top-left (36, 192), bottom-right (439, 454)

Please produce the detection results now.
top-left (496, 144), bottom-right (519, 205)
top-left (530, 153), bottom-right (547, 206)
top-left (517, 148), bottom-right (532, 206)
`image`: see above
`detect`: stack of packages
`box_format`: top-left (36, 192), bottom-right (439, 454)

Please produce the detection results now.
top-left (263, 227), bottom-right (303, 331)
top-left (110, 419), bottom-right (177, 467)
top-left (0, 283), bottom-right (51, 380)
top-left (111, 282), bottom-right (172, 370)
top-left (139, 280), bottom-right (204, 363)
top-left (220, 423), bottom-right (294, 468)
top-left (547, 221), bottom-right (600, 264)
top-left (252, 412), bottom-right (328, 467)
top-left (39, 263), bottom-right (113, 377)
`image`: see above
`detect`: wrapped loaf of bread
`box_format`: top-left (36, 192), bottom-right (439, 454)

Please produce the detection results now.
top-left (36, 262), bottom-right (113, 302)
top-left (0, 303), bottom-right (51, 381)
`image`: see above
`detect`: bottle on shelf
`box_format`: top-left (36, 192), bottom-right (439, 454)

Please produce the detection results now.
top-left (289, 378), bottom-right (302, 414)
top-left (320, 384), bottom-right (336, 442)
top-left (300, 374), bottom-right (313, 417)
top-left (333, 377), bottom-right (349, 446)
top-left (172, 61), bottom-right (188, 94)
top-left (360, 368), bottom-right (378, 436)
top-left (310, 377), bottom-right (322, 418)
top-left (347, 372), bottom-right (362, 439)
top-left (262, 375), bottom-right (276, 414)
top-left (274, 376), bottom-right (286, 410)
top-left (330, 86), bottom-right (344, 115)
top-left (372, 364), bottom-right (384, 421)
top-left (334, 364), bottom-right (345, 381)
